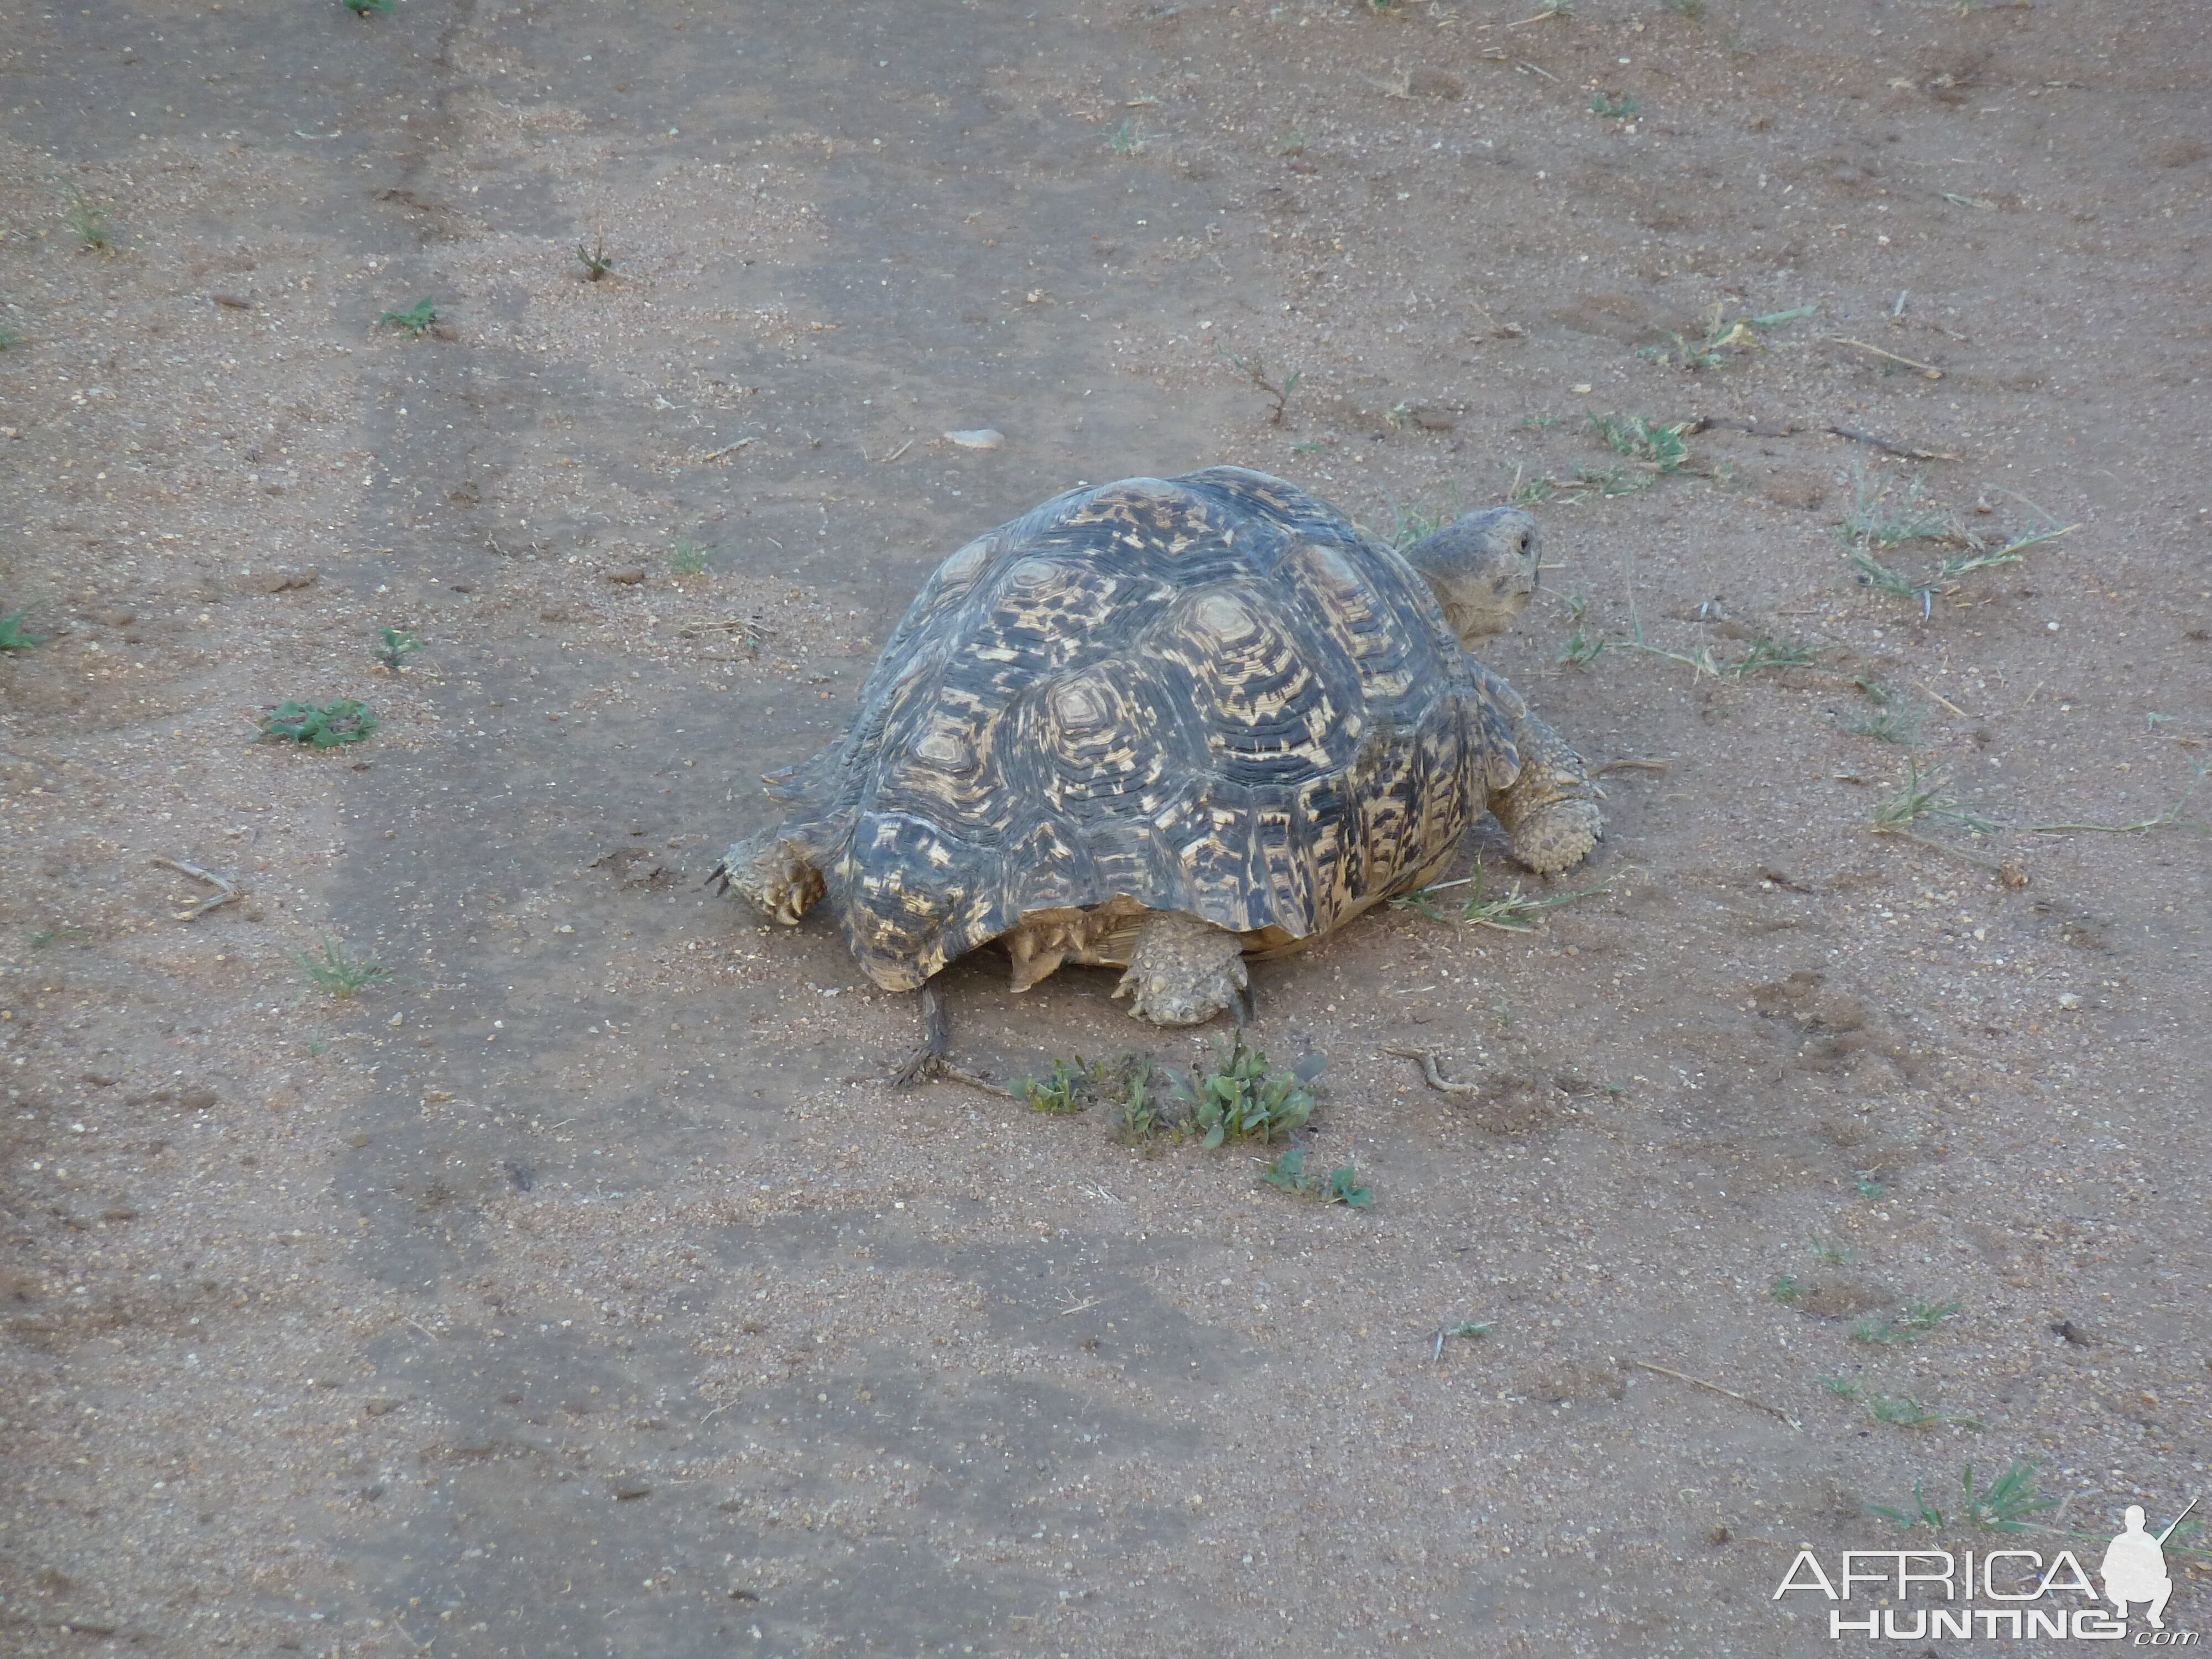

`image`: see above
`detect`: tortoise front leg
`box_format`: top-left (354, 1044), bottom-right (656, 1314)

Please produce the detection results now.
top-left (1491, 709), bottom-right (1604, 874)
top-left (710, 827), bottom-right (827, 925)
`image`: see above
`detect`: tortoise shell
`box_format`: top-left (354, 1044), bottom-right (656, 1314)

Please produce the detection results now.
top-left (766, 467), bottom-right (1521, 990)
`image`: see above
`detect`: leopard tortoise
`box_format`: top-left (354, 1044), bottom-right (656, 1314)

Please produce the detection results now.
top-left (712, 466), bottom-right (1600, 1062)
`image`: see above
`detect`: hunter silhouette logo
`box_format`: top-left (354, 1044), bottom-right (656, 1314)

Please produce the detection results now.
top-left (2104, 1501), bottom-right (2195, 1631)
top-left (1773, 1496), bottom-right (2200, 1642)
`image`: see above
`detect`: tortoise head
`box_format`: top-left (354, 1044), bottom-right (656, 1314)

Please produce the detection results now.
top-left (1401, 507), bottom-right (1542, 649)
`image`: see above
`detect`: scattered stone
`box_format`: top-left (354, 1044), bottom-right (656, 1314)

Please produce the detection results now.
top-left (943, 428), bottom-right (1005, 450)
top-left (179, 1087), bottom-right (218, 1112)
top-left (613, 1480), bottom-right (653, 1500)
top-left (362, 1397), bottom-right (400, 1417)
top-left (606, 569), bottom-right (646, 585)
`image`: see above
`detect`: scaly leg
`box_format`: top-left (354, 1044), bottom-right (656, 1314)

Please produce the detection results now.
top-left (888, 980), bottom-right (1015, 1097)
top-left (1491, 711), bottom-right (1604, 875)
top-left (1113, 911), bottom-right (1250, 1027)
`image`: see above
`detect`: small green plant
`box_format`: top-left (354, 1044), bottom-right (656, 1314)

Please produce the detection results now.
top-left (1216, 345), bottom-right (1303, 426)
top-left (668, 540), bottom-right (712, 576)
top-left (1024, 1055), bottom-right (1108, 1115)
top-left (1664, 0), bottom-right (1704, 16)
top-left (1272, 131), bottom-right (1310, 156)
top-left (1381, 489), bottom-right (1464, 554)
top-left (1557, 594), bottom-right (1606, 668)
top-left (344, 0), bottom-right (395, 12)
top-left (1640, 303), bottom-right (1816, 371)
top-left (1, 610), bottom-right (44, 652)
top-left (258, 698), bottom-right (379, 748)
top-left (0, 328), bottom-right (22, 351)
top-left (298, 938), bottom-right (393, 998)
top-left (1440, 1319), bottom-right (1492, 1342)
top-left (1108, 120), bottom-right (1147, 156)
top-left (1809, 1237), bottom-right (1856, 1266)
top-left (29, 926), bottom-right (86, 948)
top-left (378, 297), bottom-right (439, 338)
top-left (64, 191), bottom-right (113, 252)
top-left (1854, 1172), bottom-right (1891, 1199)
top-left (1817, 1374), bottom-right (1861, 1398)
top-left (1871, 760), bottom-right (1994, 836)
top-left (1867, 1395), bottom-right (1942, 1430)
top-left (1028, 1053), bottom-right (1153, 1120)
top-left (1588, 411), bottom-right (1699, 475)
top-left (1176, 1032), bottom-right (1322, 1147)
top-left (1855, 1298), bottom-right (1963, 1347)
top-left (375, 625), bottom-right (422, 671)
top-left (1394, 866), bottom-right (1608, 932)
top-left (1111, 1063), bottom-right (1174, 1145)
top-left (1844, 679), bottom-right (1924, 745)
top-left (1260, 1145), bottom-right (1372, 1208)
top-left (1770, 1274), bottom-right (1803, 1303)
top-left (1589, 93), bottom-right (1639, 119)
top-left (1869, 1461), bottom-right (2058, 1533)
top-left (576, 234), bottom-right (617, 281)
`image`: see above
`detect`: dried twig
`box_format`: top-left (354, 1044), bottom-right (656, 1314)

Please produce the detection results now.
top-left (1914, 681), bottom-right (1970, 717)
top-left (1827, 424), bottom-right (1960, 461)
top-left (699, 437), bottom-right (759, 464)
top-left (1631, 1360), bottom-right (1801, 1430)
top-left (1384, 1047), bottom-right (1480, 1095)
top-left (152, 855), bottom-right (240, 920)
top-left (1827, 338), bottom-right (1944, 381)
top-left (1828, 424), bottom-right (1960, 461)
top-left (1594, 757), bottom-right (1670, 776)
top-left (2021, 762), bottom-right (2207, 837)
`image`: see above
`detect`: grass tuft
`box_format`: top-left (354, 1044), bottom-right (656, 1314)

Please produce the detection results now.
top-left (1843, 679), bottom-right (1924, 744)
top-left (64, 191), bottom-right (114, 252)
top-left (1394, 866), bottom-right (1608, 932)
top-left (576, 234), bottom-right (617, 281)
top-left (1871, 760), bottom-right (1994, 836)
top-left (1869, 1461), bottom-right (2057, 1532)
top-left (298, 938), bottom-right (393, 998)
top-left (1854, 1297), bottom-right (1963, 1346)
top-left (1, 611), bottom-right (45, 652)
top-left (1588, 411), bottom-right (1698, 474)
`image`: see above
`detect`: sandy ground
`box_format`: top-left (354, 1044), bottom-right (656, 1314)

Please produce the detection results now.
top-left (2, 1), bottom-right (2209, 1655)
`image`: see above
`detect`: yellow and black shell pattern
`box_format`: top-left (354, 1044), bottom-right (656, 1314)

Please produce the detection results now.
top-left (774, 467), bottom-right (1521, 990)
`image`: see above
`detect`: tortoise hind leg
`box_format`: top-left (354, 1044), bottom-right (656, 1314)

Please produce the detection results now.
top-left (1112, 911), bottom-right (1249, 1027)
top-left (888, 980), bottom-right (1018, 1098)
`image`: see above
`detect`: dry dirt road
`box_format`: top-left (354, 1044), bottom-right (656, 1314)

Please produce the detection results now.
top-left (2, 2), bottom-right (2208, 1655)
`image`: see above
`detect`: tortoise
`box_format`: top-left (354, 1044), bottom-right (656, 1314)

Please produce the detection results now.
top-left (712, 466), bottom-right (1600, 1071)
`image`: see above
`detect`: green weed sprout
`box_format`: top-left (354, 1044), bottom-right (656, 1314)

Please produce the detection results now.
top-left (258, 699), bottom-right (378, 748)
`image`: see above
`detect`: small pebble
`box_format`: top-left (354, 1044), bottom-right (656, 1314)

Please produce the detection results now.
top-left (944, 428), bottom-right (1005, 450)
